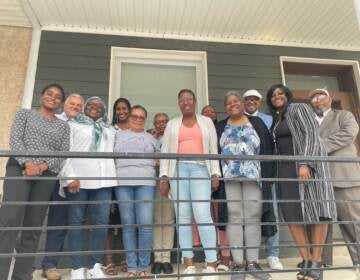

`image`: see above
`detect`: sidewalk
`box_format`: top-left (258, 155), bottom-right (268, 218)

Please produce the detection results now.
top-left (32, 255), bottom-right (360, 280)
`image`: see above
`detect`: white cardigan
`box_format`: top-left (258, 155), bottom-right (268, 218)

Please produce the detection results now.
top-left (159, 114), bottom-right (221, 178)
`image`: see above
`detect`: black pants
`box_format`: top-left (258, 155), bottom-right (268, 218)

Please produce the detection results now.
top-left (0, 158), bottom-right (57, 280)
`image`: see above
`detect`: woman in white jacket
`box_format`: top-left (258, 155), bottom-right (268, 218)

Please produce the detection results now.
top-left (159, 89), bottom-right (221, 278)
top-left (60, 97), bottom-right (117, 279)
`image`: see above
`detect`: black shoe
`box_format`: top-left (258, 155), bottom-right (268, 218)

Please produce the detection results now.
top-left (306, 261), bottom-right (323, 280)
top-left (151, 262), bottom-right (163, 274)
top-left (162, 262), bottom-right (174, 274)
top-left (230, 264), bottom-right (246, 280)
top-left (296, 260), bottom-right (311, 280)
top-left (246, 262), bottom-right (272, 280)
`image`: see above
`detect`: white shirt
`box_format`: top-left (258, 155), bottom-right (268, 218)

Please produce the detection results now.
top-left (315, 107), bottom-right (331, 125)
top-left (59, 121), bottom-right (117, 196)
top-left (55, 112), bottom-right (69, 121)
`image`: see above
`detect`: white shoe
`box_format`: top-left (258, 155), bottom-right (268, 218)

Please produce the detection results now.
top-left (87, 263), bottom-right (107, 279)
top-left (183, 265), bottom-right (197, 280)
top-left (267, 256), bottom-right (283, 270)
top-left (70, 268), bottom-right (86, 280)
top-left (201, 265), bottom-right (219, 280)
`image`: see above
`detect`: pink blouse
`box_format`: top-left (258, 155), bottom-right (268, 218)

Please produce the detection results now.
top-left (178, 122), bottom-right (204, 154)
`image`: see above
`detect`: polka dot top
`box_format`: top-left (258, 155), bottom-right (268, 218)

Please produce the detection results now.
top-left (10, 109), bottom-right (70, 173)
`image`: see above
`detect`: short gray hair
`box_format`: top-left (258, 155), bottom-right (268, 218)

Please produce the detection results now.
top-left (65, 93), bottom-right (84, 104)
top-left (224, 90), bottom-right (242, 105)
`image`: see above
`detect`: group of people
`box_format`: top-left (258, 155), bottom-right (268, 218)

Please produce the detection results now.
top-left (0, 83), bottom-right (359, 280)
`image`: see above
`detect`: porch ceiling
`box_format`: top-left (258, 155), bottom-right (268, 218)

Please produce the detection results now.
top-left (3, 0), bottom-right (360, 51)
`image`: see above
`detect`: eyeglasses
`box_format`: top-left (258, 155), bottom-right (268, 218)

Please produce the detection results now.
top-left (130, 114), bottom-right (146, 121)
top-left (311, 94), bottom-right (328, 102)
top-left (154, 120), bottom-right (168, 125)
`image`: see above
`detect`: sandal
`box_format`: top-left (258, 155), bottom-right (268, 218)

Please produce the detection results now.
top-left (119, 260), bottom-right (127, 272)
top-left (104, 262), bottom-right (117, 275)
top-left (126, 271), bottom-right (137, 278)
top-left (217, 263), bottom-right (230, 272)
top-left (305, 261), bottom-right (323, 280)
top-left (297, 260), bottom-right (311, 280)
top-left (138, 271), bottom-right (152, 279)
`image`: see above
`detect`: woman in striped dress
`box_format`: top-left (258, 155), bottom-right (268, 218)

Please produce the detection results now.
top-left (266, 84), bottom-right (336, 280)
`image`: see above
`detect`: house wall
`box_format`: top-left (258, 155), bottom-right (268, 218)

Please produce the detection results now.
top-left (34, 31), bottom-right (360, 116)
top-left (0, 26), bottom-right (32, 195)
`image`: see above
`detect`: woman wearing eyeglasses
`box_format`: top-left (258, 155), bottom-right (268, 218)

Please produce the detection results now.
top-left (159, 89), bottom-right (221, 279)
top-left (114, 105), bottom-right (157, 278)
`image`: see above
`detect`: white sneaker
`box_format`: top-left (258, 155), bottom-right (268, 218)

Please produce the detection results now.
top-left (87, 263), bottom-right (107, 279)
top-left (201, 265), bottom-right (219, 280)
top-left (183, 265), bottom-right (197, 280)
top-left (267, 256), bottom-right (283, 270)
top-left (70, 268), bottom-right (86, 280)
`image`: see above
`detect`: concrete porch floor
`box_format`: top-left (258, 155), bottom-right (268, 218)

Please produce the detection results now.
top-left (32, 255), bottom-right (360, 280)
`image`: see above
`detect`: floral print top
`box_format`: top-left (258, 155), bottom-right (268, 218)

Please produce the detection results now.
top-left (220, 123), bottom-right (261, 180)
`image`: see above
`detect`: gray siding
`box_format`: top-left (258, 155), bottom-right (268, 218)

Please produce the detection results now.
top-left (35, 31), bottom-right (360, 115)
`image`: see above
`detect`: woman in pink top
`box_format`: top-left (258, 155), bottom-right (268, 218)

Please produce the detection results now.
top-left (159, 89), bottom-right (221, 279)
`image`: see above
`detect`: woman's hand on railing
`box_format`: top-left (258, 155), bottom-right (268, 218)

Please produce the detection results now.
top-left (159, 176), bottom-right (170, 197)
top-left (68, 180), bottom-right (81, 193)
top-left (298, 165), bottom-right (311, 183)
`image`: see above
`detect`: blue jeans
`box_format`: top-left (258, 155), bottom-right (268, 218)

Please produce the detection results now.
top-left (114, 185), bottom-right (155, 271)
top-left (66, 187), bottom-right (112, 269)
top-left (42, 182), bottom-right (68, 270)
top-left (170, 163), bottom-right (217, 263)
top-left (265, 186), bottom-right (280, 257)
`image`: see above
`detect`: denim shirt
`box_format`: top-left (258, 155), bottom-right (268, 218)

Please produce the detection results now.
top-left (220, 123), bottom-right (261, 180)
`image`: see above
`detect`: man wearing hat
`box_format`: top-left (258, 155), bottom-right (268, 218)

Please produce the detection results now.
top-left (243, 89), bottom-right (273, 129)
top-left (243, 89), bottom-right (284, 270)
top-left (309, 88), bottom-right (360, 266)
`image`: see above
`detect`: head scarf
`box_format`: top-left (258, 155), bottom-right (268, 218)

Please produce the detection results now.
top-left (75, 97), bottom-right (109, 151)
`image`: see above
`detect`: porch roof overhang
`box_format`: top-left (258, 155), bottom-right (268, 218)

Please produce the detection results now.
top-left (2, 0), bottom-right (360, 51)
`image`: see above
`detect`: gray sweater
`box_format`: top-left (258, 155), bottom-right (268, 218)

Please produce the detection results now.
top-left (114, 130), bottom-right (157, 186)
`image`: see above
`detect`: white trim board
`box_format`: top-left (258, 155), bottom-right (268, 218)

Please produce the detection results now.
top-left (43, 25), bottom-right (360, 53)
top-left (108, 47), bottom-right (208, 118)
top-left (279, 56), bottom-right (360, 101)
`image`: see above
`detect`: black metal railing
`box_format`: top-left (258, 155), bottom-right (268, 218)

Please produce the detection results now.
top-left (0, 151), bottom-right (360, 279)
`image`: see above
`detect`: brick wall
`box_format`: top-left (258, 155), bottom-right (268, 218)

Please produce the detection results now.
top-left (0, 25), bottom-right (32, 195)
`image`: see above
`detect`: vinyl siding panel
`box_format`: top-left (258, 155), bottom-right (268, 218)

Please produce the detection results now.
top-left (34, 31), bottom-right (360, 111)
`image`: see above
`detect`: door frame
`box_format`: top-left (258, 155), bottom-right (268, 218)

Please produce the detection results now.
top-left (108, 47), bottom-right (208, 118)
top-left (279, 56), bottom-right (360, 100)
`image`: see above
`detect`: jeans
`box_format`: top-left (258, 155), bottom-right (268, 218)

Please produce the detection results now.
top-left (42, 182), bottom-right (69, 270)
top-left (66, 187), bottom-right (112, 269)
top-left (170, 162), bottom-right (217, 263)
top-left (115, 185), bottom-right (155, 271)
top-left (265, 186), bottom-right (280, 257)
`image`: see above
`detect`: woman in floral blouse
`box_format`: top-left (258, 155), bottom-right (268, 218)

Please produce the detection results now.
top-left (216, 90), bottom-right (274, 280)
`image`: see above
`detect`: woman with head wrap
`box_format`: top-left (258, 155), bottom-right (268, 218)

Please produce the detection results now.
top-left (59, 97), bottom-right (118, 279)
